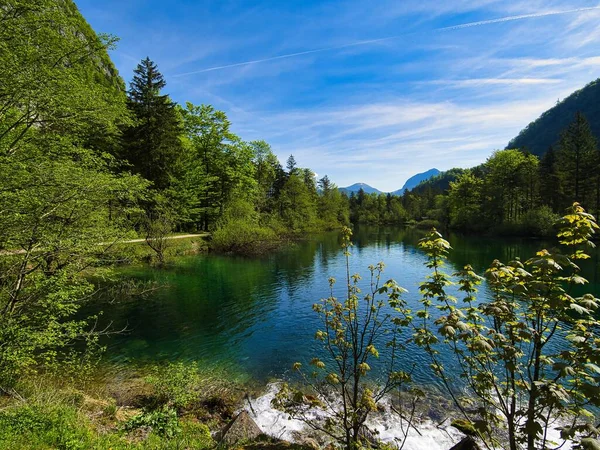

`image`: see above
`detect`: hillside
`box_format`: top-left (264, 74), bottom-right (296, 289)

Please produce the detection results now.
top-left (507, 78), bottom-right (600, 156)
top-left (410, 168), bottom-right (465, 195)
top-left (393, 168), bottom-right (440, 194)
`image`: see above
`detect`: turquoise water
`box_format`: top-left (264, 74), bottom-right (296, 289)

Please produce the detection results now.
top-left (90, 226), bottom-right (600, 386)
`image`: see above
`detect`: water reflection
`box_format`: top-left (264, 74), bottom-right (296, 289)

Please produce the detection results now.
top-left (90, 226), bottom-right (600, 385)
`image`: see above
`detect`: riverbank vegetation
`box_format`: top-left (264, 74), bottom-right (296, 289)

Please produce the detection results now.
top-left (348, 111), bottom-right (599, 236)
top-left (1, 1), bottom-right (599, 450)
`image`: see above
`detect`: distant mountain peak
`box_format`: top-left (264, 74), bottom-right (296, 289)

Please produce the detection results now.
top-left (393, 168), bottom-right (440, 194)
top-left (339, 183), bottom-right (382, 195)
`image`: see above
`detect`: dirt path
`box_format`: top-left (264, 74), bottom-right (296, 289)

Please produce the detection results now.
top-left (0, 233), bottom-right (210, 256)
top-left (115, 233), bottom-right (209, 244)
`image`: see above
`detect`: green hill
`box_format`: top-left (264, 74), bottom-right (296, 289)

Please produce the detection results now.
top-left (507, 78), bottom-right (600, 156)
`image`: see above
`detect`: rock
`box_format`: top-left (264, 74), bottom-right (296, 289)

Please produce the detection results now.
top-left (451, 419), bottom-right (477, 436)
top-left (221, 410), bottom-right (263, 445)
top-left (449, 437), bottom-right (481, 450)
top-left (298, 437), bottom-right (320, 450)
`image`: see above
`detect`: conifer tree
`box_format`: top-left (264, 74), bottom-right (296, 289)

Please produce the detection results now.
top-left (123, 57), bottom-right (184, 191)
top-left (556, 112), bottom-right (598, 208)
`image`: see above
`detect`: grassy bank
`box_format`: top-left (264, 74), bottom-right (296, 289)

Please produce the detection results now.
top-left (101, 235), bottom-right (211, 266)
top-left (0, 363), bottom-right (251, 450)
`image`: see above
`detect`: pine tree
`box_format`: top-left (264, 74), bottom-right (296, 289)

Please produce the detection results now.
top-left (286, 154), bottom-right (297, 175)
top-left (556, 112), bottom-right (598, 208)
top-left (123, 57), bottom-right (184, 191)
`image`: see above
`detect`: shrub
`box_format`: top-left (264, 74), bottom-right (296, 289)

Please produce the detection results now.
top-left (518, 205), bottom-right (560, 236)
top-left (274, 227), bottom-right (414, 450)
top-left (414, 204), bottom-right (600, 449)
top-left (124, 406), bottom-right (181, 438)
top-left (211, 219), bottom-right (279, 255)
top-left (145, 361), bottom-right (200, 410)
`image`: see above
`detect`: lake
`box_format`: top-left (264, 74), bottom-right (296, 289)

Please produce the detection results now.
top-left (91, 226), bottom-right (600, 387)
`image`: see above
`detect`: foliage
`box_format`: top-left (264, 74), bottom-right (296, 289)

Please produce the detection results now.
top-left (348, 190), bottom-right (408, 225)
top-left (508, 78), bottom-right (600, 157)
top-left (124, 406), bottom-right (181, 438)
top-left (122, 57), bottom-right (184, 191)
top-left (0, 0), bottom-right (148, 391)
top-left (0, 395), bottom-right (214, 449)
top-left (413, 204), bottom-right (600, 450)
top-left (145, 362), bottom-right (201, 410)
top-left (274, 227), bottom-right (414, 450)
top-left (517, 205), bottom-right (560, 237)
top-left (556, 113), bottom-right (599, 211)
top-left (447, 170), bottom-right (483, 231)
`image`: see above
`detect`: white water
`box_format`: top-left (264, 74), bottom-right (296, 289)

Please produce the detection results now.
top-left (248, 382), bottom-right (464, 450)
top-left (246, 382), bottom-right (576, 450)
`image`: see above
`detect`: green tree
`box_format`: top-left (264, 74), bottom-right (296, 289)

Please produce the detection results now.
top-left (0, 0), bottom-right (148, 390)
top-left (123, 57), bottom-right (184, 191)
top-left (447, 170), bottom-right (483, 230)
top-left (538, 147), bottom-right (563, 212)
top-left (252, 140), bottom-right (281, 214)
top-left (279, 173), bottom-right (317, 231)
top-left (556, 112), bottom-right (598, 209)
top-left (275, 228), bottom-right (414, 450)
top-left (179, 103), bottom-right (255, 230)
top-left (286, 154), bottom-right (298, 175)
top-left (482, 149), bottom-right (538, 225)
top-left (414, 204), bottom-right (600, 450)
top-left (317, 176), bottom-right (349, 229)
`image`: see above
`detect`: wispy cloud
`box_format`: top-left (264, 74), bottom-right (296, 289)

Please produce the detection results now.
top-left (77, 0), bottom-right (600, 190)
top-left (171, 6), bottom-right (600, 77)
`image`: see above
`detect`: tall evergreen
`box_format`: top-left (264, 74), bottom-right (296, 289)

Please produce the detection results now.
top-left (556, 112), bottom-right (598, 208)
top-left (123, 57), bottom-right (184, 191)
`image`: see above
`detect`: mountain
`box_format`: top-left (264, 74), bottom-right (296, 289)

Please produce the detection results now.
top-left (339, 183), bottom-right (382, 195)
top-left (409, 168), bottom-right (466, 195)
top-left (507, 78), bottom-right (600, 156)
top-left (392, 168), bottom-right (440, 194)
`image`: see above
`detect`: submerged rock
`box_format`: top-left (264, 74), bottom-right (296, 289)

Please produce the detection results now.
top-left (221, 410), bottom-right (263, 445)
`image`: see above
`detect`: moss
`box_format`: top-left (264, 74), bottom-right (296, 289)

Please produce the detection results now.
top-left (451, 418), bottom-right (478, 436)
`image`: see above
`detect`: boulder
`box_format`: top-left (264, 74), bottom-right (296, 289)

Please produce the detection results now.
top-left (221, 410), bottom-right (263, 445)
top-left (449, 437), bottom-right (481, 450)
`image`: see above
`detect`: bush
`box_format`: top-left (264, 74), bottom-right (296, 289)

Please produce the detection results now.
top-left (518, 205), bottom-right (560, 236)
top-left (145, 361), bottom-right (200, 410)
top-left (124, 406), bottom-right (181, 438)
top-left (211, 219), bottom-right (280, 255)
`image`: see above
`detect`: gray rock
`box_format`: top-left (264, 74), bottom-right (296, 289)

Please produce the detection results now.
top-left (221, 410), bottom-right (263, 445)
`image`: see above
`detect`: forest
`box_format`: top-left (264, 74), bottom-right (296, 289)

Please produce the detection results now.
top-left (349, 112), bottom-right (600, 237)
top-left (0, 1), bottom-right (599, 450)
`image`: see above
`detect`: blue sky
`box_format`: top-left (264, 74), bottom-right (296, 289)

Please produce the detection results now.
top-left (76, 0), bottom-right (600, 192)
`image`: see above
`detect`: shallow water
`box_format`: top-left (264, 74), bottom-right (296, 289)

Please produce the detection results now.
top-left (89, 226), bottom-right (600, 387)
